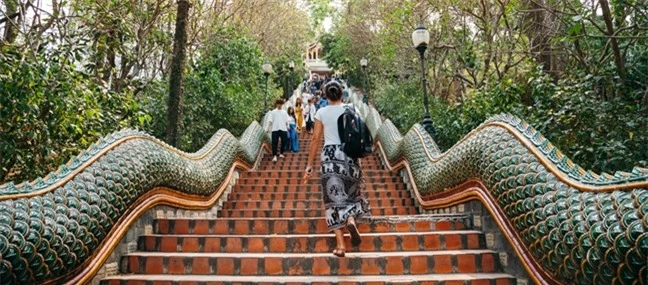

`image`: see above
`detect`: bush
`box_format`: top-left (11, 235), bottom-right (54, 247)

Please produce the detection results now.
top-left (0, 47), bottom-right (149, 184)
top-left (145, 32), bottom-right (269, 152)
top-left (373, 67), bottom-right (647, 173)
top-left (526, 70), bottom-right (648, 172)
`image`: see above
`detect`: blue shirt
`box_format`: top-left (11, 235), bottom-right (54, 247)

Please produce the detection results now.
top-left (318, 98), bottom-right (329, 108)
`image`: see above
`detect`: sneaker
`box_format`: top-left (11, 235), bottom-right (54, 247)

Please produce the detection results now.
top-left (272, 156), bottom-right (277, 162)
top-left (279, 154), bottom-right (285, 158)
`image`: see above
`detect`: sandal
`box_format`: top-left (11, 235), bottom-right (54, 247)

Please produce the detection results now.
top-left (346, 218), bottom-right (362, 247)
top-left (333, 247), bottom-right (346, 257)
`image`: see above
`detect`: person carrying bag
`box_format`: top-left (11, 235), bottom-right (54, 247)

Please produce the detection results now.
top-left (303, 81), bottom-right (370, 258)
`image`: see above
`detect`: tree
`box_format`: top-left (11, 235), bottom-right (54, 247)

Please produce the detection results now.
top-left (522, 0), bottom-right (559, 79)
top-left (0, 0), bottom-right (315, 184)
top-left (166, 0), bottom-right (191, 147)
top-left (598, 0), bottom-right (626, 84)
top-left (323, 0), bottom-right (647, 172)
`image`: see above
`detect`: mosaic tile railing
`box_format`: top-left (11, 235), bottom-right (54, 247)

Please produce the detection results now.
top-left (350, 91), bottom-right (647, 285)
top-left (0, 117), bottom-right (270, 284)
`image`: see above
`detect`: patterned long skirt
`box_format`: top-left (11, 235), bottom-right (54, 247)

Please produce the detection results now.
top-left (320, 145), bottom-right (370, 231)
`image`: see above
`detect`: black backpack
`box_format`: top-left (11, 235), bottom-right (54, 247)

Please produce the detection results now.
top-left (337, 106), bottom-right (373, 159)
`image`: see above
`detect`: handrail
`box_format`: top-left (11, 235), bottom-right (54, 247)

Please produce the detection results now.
top-left (0, 117), bottom-right (272, 284)
top-left (348, 89), bottom-right (647, 285)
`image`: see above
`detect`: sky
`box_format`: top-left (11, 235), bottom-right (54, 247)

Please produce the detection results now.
top-left (325, 0), bottom-right (344, 32)
top-left (323, 17), bottom-right (333, 32)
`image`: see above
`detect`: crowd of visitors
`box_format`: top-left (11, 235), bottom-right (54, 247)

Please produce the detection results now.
top-left (267, 74), bottom-right (347, 157)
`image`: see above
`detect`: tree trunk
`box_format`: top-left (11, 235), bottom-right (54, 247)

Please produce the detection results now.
top-left (599, 0), bottom-right (626, 86)
top-left (642, 88), bottom-right (648, 114)
top-left (522, 0), bottom-right (558, 79)
top-left (165, 0), bottom-right (191, 147)
top-left (2, 0), bottom-right (20, 45)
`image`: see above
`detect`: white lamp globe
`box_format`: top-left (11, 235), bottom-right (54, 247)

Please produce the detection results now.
top-left (412, 23), bottom-right (430, 48)
top-left (262, 62), bottom-right (273, 74)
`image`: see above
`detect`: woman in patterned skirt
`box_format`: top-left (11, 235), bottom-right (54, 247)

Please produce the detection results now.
top-left (304, 81), bottom-right (370, 257)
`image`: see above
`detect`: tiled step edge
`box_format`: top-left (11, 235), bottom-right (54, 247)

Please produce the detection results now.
top-left (153, 215), bottom-right (470, 234)
top-left (120, 250), bottom-right (503, 275)
top-left (138, 230), bottom-right (486, 253)
top-left (100, 273), bottom-right (516, 284)
top-left (154, 214), bottom-right (472, 234)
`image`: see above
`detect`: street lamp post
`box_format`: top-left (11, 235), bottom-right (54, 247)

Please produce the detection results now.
top-left (288, 61), bottom-right (295, 100)
top-left (360, 57), bottom-right (368, 104)
top-left (412, 23), bottom-right (436, 138)
top-left (262, 62), bottom-right (273, 115)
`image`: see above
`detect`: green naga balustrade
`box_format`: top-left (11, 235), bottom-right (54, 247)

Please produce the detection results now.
top-left (0, 118), bottom-right (271, 284)
top-left (0, 87), bottom-right (646, 285)
top-left (348, 90), bottom-right (647, 285)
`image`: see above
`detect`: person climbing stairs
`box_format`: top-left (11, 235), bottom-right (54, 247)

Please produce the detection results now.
top-left (100, 135), bottom-right (516, 284)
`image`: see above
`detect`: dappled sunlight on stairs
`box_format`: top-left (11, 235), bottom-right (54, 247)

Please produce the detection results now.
top-left (100, 134), bottom-right (516, 284)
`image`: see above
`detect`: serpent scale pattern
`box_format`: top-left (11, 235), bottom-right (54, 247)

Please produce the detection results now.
top-left (349, 91), bottom-right (647, 284)
top-left (0, 119), bottom-right (269, 284)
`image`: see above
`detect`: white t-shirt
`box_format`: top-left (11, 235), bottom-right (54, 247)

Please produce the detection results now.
top-left (268, 109), bottom-right (289, 131)
top-left (314, 105), bottom-right (346, 145)
top-left (304, 104), bottom-right (316, 121)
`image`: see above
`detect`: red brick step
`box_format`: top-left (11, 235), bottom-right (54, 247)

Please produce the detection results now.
top-left (229, 190), bottom-right (412, 200)
top-left (154, 216), bottom-right (468, 235)
top-left (223, 198), bottom-right (414, 209)
top-left (100, 273), bottom-right (516, 285)
top-left (259, 165), bottom-right (386, 171)
top-left (120, 250), bottom-right (502, 275)
top-left (218, 207), bottom-right (417, 218)
top-left (138, 231), bottom-right (485, 253)
top-left (236, 177), bottom-right (403, 184)
top-left (240, 170), bottom-right (394, 178)
top-left (232, 183), bottom-right (407, 191)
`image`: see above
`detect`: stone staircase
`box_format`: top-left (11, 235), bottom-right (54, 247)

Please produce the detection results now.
top-left (100, 135), bottom-right (516, 284)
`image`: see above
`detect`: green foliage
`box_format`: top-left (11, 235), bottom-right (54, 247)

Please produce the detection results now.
top-left (319, 33), bottom-right (365, 86)
top-left (373, 80), bottom-right (422, 133)
top-left (0, 1), bottom-right (312, 185)
top-left (146, 32), bottom-right (269, 152)
top-left (331, 0), bottom-right (647, 173)
top-left (270, 55), bottom-right (306, 100)
top-left (526, 71), bottom-right (648, 172)
top-left (320, 34), bottom-right (351, 72)
top-left (0, 46), bottom-right (150, 183)
top-left (375, 67), bottom-right (648, 173)
top-left (306, 0), bottom-right (333, 30)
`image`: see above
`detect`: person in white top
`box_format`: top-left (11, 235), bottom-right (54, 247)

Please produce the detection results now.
top-left (303, 99), bottom-right (317, 134)
top-left (303, 81), bottom-right (370, 258)
top-left (266, 99), bottom-right (290, 162)
top-left (302, 92), bottom-right (313, 107)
